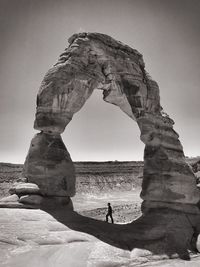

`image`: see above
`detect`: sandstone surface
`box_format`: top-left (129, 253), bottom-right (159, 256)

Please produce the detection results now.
top-left (0, 194), bottom-right (19, 203)
top-left (32, 32), bottom-right (199, 210)
top-left (1, 32), bottom-right (200, 263)
top-left (19, 194), bottom-right (43, 205)
top-left (9, 182), bottom-right (41, 195)
top-left (0, 207), bottom-right (200, 267)
top-left (23, 132), bottom-right (75, 197)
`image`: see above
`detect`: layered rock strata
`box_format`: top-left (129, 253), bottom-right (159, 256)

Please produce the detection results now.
top-left (23, 132), bottom-right (75, 197)
top-left (32, 32), bottom-right (199, 211)
top-left (1, 32), bottom-right (200, 258)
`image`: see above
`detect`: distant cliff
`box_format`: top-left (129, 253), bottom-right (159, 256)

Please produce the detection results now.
top-left (0, 158), bottom-right (199, 198)
top-left (74, 161), bottom-right (143, 194)
top-left (0, 161), bottom-right (143, 197)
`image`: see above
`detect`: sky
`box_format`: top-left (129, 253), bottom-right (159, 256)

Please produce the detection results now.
top-left (0, 0), bottom-right (200, 163)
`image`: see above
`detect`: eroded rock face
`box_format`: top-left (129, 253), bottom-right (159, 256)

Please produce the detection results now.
top-left (32, 32), bottom-right (199, 210)
top-left (138, 115), bottom-right (199, 207)
top-left (23, 132), bottom-right (75, 197)
top-left (1, 32), bottom-right (200, 261)
top-left (34, 33), bottom-right (149, 133)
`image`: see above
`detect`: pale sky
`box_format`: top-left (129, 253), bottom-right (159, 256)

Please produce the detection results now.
top-left (0, 0), bottom-right (200, 163)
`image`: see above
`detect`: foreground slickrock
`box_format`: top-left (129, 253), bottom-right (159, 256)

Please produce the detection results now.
top-left (0, 206), bottom-right (200, 267)
top-left (1, 32), bottom-right (200, 263)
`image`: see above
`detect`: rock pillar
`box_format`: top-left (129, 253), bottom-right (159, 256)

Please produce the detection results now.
top-left (23, 132), bottom-right (75, 197)
top-left (138, 114), bottom-right (200, 213)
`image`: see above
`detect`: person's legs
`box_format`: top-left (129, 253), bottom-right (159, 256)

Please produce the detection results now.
top-left (110, 214), bottom-right (114, 224)
top-left (106, 214), bottom-right (109, 222)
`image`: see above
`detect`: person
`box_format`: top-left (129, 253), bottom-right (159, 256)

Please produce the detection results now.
top-left (106, 203), bottom-right (114, 223)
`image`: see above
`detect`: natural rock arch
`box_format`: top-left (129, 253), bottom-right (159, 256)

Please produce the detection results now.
top-left (25, 32), bottom-right (199, 209)
top-left (14, 33), bottom-right (200, 257)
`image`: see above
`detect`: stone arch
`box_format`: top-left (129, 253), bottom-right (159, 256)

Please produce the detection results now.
top-left (23, 33), bottom-right (199, 213)
top-left (0, 32), bottom-right (197, 258)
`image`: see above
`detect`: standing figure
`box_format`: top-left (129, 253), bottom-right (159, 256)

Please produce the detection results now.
top-left (106, 202), bottom-right (114, 223)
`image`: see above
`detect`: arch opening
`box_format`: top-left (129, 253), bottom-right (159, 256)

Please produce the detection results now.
top-left (62, 89), bottom-right (144, 162)
top-left (61, 89), bottom-right (144, 221)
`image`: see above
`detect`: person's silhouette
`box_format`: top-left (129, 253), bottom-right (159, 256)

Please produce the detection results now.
top-left (106, 203), bottom-right (114, 223)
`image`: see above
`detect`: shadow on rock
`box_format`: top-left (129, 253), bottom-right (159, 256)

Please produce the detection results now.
top-left (41, 200), bottom-right (200, 261)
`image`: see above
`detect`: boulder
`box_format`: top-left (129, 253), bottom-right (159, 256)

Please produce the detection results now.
top-left (0, 194), bottom-right (37, 209)
top-left (19, 195), bottom-right (43, 205)
top-left (9, 182), bottom-right (41, 195)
